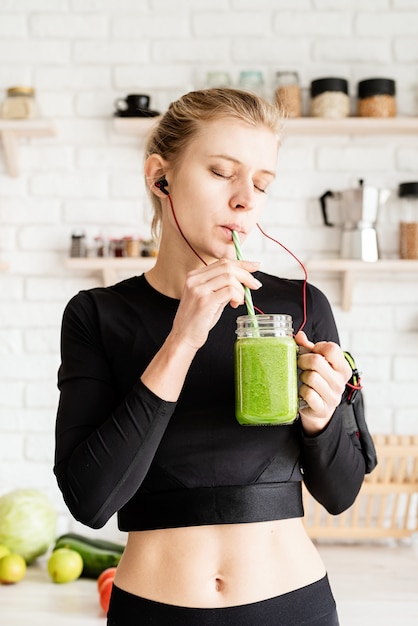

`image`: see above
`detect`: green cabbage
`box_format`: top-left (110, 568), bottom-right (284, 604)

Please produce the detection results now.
top-left (0, 489), bottom-right (57, 563)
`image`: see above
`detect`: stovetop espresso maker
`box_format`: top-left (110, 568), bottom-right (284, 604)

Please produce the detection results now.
top-left (320, 180), bottom-right (390, 262)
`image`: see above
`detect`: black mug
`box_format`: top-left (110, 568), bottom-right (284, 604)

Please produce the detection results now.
top-left (115, 94), bottom-right (150, 114)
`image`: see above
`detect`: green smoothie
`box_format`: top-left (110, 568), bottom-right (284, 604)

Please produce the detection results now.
top-left (235, 335), bottom-right (298, 425)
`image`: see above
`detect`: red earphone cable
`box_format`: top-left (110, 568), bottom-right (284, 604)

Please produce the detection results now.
top-left (256, 223), bottom-right (308, 334)
top-left (166, 194), bottom-right (308, 331)
top-left (168, 194), bottom-right (208, 266)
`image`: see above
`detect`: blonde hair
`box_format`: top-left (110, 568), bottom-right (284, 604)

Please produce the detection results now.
top-left (145, 87), bottom-right (284, 240)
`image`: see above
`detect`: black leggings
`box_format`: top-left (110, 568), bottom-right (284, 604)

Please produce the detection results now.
top-left (107, 574), bottom-right (339, 626)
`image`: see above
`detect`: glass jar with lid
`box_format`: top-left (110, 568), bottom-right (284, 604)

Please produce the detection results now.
top-left (274, 71), bottom-right (301, 118)
top-left (398, 182), bottom-right (418, 259)
top-left (310, 77), bottom-right (350, 119)
top-left (237, 71), bottom-right (265, 96)
top-left (205, 71), bottom-right (232, 88)
top-left (0, 86), bottom-right (40, 119)
top-left (357, 78), bottom-right (396, 118)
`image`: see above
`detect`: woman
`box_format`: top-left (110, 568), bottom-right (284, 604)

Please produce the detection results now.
top-left (54, 88), bottom-right (366, 625)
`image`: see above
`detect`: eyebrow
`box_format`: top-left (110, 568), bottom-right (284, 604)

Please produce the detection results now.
top-left (209, 154), bottom-right (276, 178)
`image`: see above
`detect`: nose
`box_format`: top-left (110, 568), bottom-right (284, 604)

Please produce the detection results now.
top-left (229, 179), bottom-right (256, 211)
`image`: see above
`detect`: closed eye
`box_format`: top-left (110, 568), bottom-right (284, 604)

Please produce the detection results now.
top-left (212, 169), bottom-right (232, 180)
top-left (213, 169), bottom-right (266, 193)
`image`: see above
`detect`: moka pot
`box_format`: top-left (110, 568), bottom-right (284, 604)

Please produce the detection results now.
top-left (320, 180), bottom-right (390, 262)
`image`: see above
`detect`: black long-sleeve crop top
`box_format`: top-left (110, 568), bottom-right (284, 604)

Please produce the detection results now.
top-left (54, 272), bottom-right (366, 530)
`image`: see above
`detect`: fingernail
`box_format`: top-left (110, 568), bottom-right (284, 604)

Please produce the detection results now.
top-left (253, 279), bottom-right (263, 288)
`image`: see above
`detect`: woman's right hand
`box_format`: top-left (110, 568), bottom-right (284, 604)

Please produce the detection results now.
top-left (141, 258), bottom-right (261, 402)
top-left (171, 258), bottom-right (262, 351)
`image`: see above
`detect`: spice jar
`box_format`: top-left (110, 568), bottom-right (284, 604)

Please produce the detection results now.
top-left (141, 239), bottom-right (158, 257)
top-left (398, 182), bottom-right (418, 259)
top-left (93, 235), bottom-right (109, 257)
top-left (124, 236), bottom-right (141, 257)
top-left (0, 86), bottom-right (40, 119)
top-left (274, 71), bottom-right (301, 118)
top-left (234, 314), bottom-right (299, 426)
top-left (110, 238), bottom-right (126, 257)
top-left (357, 78), bottom-right (396, 118)
top-left (310, 77), bottom-right (350, 119)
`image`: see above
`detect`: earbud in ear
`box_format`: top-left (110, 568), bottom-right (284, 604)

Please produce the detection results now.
top-left (154, 176), bottom-right (169, 195)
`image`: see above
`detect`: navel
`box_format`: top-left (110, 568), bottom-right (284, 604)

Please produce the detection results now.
top-left (215, 576), bottom-right (226, 593)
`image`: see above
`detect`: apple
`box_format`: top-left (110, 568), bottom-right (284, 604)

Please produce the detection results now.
top-left (47, 548), bottom-right (83, 583)
top-left (0, 553), bottom-right (26, 584)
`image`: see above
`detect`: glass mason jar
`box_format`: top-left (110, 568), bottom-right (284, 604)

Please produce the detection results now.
top-left (235, 314), bottom-right (299, 426)
top-left (205, 71), bottom-right (232, 88)
top-left (398, 182), bottom-right (418, 259)
top-left (237, 70), bottom-right (265, 96)
top-left (274, 71), bottom-right (301, 118)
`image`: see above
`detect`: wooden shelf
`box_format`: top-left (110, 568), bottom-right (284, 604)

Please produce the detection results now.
top-left (113, 116), bottom-right (418, 138)
top-left (307, 258), bottom-right (418, 311)
top-left (65, 256), bottom-right (156, 286)
top-left (0, 119), bottom-right (56, 176)
top-left (283, 116), bottom-right (418, 136)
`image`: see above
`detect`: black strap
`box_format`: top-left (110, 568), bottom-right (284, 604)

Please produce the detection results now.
top-left (341, 351), bottom-right (378, 474)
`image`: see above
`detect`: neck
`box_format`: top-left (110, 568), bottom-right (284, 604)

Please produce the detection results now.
top-left (145, 236), bottom-right (207, 299)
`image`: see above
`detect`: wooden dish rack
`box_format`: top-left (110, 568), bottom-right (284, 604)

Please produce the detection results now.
top-left (303, 434), bottom-right (418, 540)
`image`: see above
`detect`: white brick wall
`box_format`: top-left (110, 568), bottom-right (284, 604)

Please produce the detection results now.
top-left (0, 0), bottom-right (417, 537)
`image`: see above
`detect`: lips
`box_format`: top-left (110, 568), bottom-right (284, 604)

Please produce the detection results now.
top-left (222, 225), bottom-right (245, 240)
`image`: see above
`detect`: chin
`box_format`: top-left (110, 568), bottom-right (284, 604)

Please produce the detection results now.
top-left (211, 246), bottom-right (235, 262)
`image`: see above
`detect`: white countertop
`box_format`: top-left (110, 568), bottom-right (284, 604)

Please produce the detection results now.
top-left (2, 557), bottom-right (105, 626)
top-left (2, 544), bottom-right (418, 625)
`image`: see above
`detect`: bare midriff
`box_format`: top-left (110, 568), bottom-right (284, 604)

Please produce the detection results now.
top-left (113, 518), bottom-right (326, 608)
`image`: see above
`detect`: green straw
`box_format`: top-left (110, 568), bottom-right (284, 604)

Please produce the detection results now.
top-left (232, 230), bottom-right (256, 317)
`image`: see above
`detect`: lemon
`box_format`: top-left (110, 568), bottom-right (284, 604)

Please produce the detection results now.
top-left (47, 548), bottom-right (83, 583)
top-left (0, 553), bottom-right (27, 584)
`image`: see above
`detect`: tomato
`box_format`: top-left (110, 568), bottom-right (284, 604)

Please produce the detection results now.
top-left (97, 567), bottom-right (117, 592)
top-left (99, 577), bottom-right (114, 613)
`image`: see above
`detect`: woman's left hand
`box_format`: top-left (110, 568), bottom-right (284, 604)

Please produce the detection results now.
top-left (295, 331), bottom-right (352, 435)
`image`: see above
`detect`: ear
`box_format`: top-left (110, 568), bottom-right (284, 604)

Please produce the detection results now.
top-left (145, 154), bottom-right (169, 197)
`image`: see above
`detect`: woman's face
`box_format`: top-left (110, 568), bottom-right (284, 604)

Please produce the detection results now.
top-left (164, 117), bottom-right (279, 264)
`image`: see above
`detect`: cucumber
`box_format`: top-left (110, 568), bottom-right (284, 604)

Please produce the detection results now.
top-left (55, 532), bottom-right (125, 554)
top-left (53, 533), bottom-right (125, 579)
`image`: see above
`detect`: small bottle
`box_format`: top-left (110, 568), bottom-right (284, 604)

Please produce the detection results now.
top-left (310, 77), bottom-right (350, 119)
top-left (357, 78), bottom-right (396, 118)
top-left (0, 86), bottom-right (40, 119)
top-left (398, 182), bottom-right (418, 260)
top-left (237, 71), bottom-right (265, 96)
top-left (274, 71), bottom-right (301, 118)
top-left (235, 314), bottom-right (299, 426)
